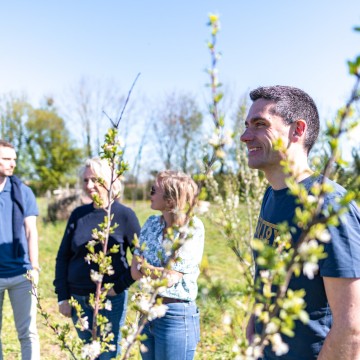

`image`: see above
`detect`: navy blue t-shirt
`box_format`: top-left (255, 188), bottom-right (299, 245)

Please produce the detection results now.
top-left (0, 177), bottom-right (38, 277)
top-left (254, 175), bottom-right (360, 359)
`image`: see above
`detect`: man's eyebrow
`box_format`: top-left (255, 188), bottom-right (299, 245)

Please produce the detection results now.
top-left (247, 116), bottom-right (268, 123)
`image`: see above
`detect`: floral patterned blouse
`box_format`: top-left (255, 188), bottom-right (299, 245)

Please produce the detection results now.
top-left (135, 215), bottom-right (205, 301)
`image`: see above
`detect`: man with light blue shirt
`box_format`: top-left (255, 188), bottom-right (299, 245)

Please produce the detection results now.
top-left (0, 139), bottom-right (40, 359)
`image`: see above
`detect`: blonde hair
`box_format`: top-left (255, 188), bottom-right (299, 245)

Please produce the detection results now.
top-left (80, 157), bottom-right (122, 199)
top-left (156, 170), bottom-right (198, 226)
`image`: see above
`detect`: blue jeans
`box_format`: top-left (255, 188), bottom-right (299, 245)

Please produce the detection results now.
top-left (71, 290), bottom-right (128, 360)
top-left (141, 301), bottom-right (200, 360)
top-left (0, 274), bottom-right (39, 360)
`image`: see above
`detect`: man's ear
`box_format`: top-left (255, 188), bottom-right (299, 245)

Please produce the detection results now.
top-left (291, 119), bottom-right (306, 142)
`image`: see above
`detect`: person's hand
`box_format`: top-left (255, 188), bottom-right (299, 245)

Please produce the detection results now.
top-left (246, 315), bottom-right (255, 343)
top-left (27, 269), bottom-right (39, 286)
top-left (106, 288), bottom-right (117, 297)
top-left (59, 300), bottom-right (72, 318)
top-left (142, 262), bottom-right (164, 276)
top-left (131, 255), bottom-right (144, 280)
top-left (164, 269), bottom-right (183, 287)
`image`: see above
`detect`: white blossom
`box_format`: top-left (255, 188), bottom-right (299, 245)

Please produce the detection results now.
top-left (297, 239), bottom-right (318, 256)
top-left (106, 265), bottom-right (114, 276)
top-left (148, 304), bottom-right (168, 321)
top-left (222, 130), bottom-right (233, 145)
top-left (259, 270), bottom-right (271, 279)
top-left (97, 231), bottom-right (106, 239)
top-left (307, 195), bottom-right (317, 203)
top-left (245, 345), bottom-right (262, 359)
top-left (104, 144), bottom-right (113, 152)
top-left (162, 239), bottom-right (173, 256)
top-left (138, 277), bottom-right (154, 293)
top-left (208, 133), bottom-right (221, 147)
top-left (140, 344), bottom-right (148, 353)
top-left (108, 344), bottom-right (116, 352)
top-left (216, 149), bottom-right (226, 159)
top-left (303, 262), bottom-right (319, 279)
top-left (222, 313), bottom-right (232, 326)
top-left (77, 316), bottom-right (89, 331)
top-left (196, 200), bottom-right (210, 215)
top-left (104, 300), bottom-right (112, 311)
top-left (104, 323), bottom-right (112, 333)
top-left (84, 254), bottom-right (92, 265)
top-left (87, 240), bottom-right (97, 247)
top-left (201, 287), bottom-right (209, 296)
top-left (265, 321), bottom-right (278, 334)
top-left (317, 229), bottom-right (331, 243)
top-left (122, 334), bottom-right (135, 348)
top-left (138, 298), bottom-right (151, 313)
top-left (90, 270), bottom-right (103, 283)
top-left (271, 334), bottom-right (289, 356)
top-left (81, 341), bottom-right (101, 360)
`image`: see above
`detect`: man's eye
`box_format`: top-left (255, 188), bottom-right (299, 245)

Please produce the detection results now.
top-left (256, 122), bottom-right (265, 127)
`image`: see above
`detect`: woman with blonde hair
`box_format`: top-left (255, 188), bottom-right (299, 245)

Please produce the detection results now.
top-left (54, 157), bottom-right (141, 359)
top-left (131, 170), bottom-right (205, 360)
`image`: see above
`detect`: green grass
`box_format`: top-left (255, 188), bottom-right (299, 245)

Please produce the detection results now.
top-left (2, 199), bottom-right (244, 359)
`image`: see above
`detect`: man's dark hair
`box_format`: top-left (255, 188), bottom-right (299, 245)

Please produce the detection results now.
top-left (0, 139), bottom-right (15, 149)
top-left (249, 85), bottom-right (320, 153)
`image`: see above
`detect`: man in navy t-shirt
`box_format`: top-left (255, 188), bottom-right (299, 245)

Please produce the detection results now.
top-left (0, 139), bottom-right (40, 359)
top-left (240, 86), bottom-right (360, 359)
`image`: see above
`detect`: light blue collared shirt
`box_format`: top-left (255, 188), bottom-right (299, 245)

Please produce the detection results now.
top-left (135, 215), bottom-right (205, 301)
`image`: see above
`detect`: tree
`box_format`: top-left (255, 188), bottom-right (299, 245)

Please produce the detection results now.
top-left (61, 77), bottom-right (128, 158)
top-left (153, 92), bottom-right (203, 172)
top-left (0, 93), bottom-right (33, 177)
top-left (25, 101), bottom-right (83, 193)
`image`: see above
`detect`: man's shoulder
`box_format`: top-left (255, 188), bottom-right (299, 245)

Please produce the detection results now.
top-left (305, 175), bottom-right (346, 195)
top-left (10, 176), bottom-right (35, 196)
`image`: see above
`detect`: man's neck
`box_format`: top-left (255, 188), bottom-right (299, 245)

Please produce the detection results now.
top-left (265, 165), bottom-right (313, 190)
top-left (0, 176), bottom-right (8, 192)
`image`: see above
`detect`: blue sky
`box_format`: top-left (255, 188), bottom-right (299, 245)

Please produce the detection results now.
top-left (1, 1), bottom-right (359, 161)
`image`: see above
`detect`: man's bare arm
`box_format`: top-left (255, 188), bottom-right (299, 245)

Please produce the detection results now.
top-left (318, 277), bottom-right (360, 360)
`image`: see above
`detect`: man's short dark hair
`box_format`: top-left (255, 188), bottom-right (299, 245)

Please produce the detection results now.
top-left (0, 139), bottom-right (15, 149)
top-left (249, 85), bottom-right (320, 153)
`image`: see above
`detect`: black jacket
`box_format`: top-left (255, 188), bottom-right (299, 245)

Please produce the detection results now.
top-left (54, 202), bottom-right (140, 301)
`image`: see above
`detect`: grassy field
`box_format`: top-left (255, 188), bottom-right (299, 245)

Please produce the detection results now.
top-left (2, 199), bottom-right (244, 359)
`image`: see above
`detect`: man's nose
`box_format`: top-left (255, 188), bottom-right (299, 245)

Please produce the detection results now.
top-left (240, 128), bottom-right (253, 143)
